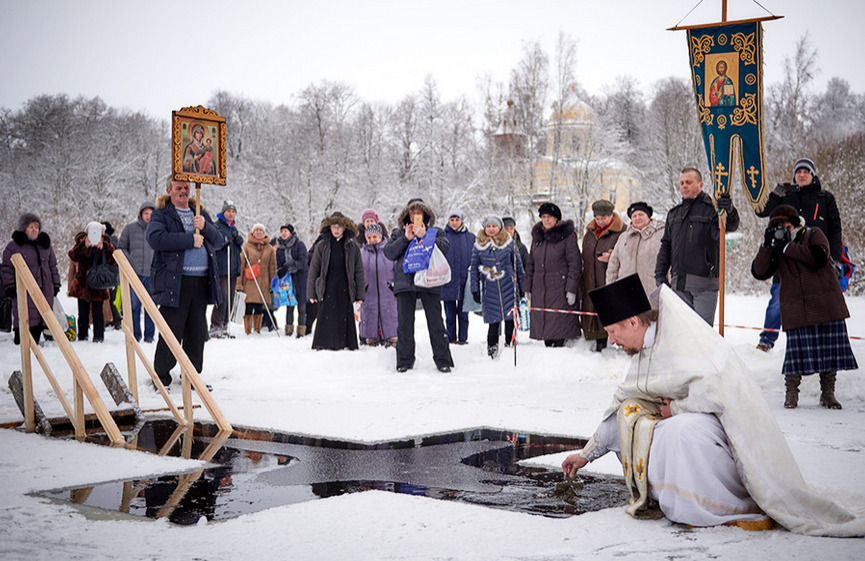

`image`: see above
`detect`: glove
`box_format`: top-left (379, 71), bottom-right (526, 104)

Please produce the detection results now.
top-left (763, 227), bottom-right (775, 248)
top-left (276, 265), bottom-right (289, 278)
top-left (472, 292), bottom-right (481, 304)
top-left (772, 182), bottom-right (792, 198)
top-left (54, 285), bottom-right (61, 296)
top-left (4, 286), bottom-right (15, 299)
top-left (566, 292), bottom-right (577, 306)
top-left (716, 194), bottom-right (733, 212)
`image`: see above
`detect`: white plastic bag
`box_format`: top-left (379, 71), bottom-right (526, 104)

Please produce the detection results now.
top-left (230, 291), bottom-right (246, 324)
top-left (414, 246), bottom-right (452, 288)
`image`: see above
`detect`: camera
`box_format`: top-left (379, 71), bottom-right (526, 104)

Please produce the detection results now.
top-left (765, 225), bottom-right (790, 248)
top-left (770, 226), bottom-right (788, 242)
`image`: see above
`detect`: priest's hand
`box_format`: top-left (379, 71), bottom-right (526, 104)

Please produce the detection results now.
top-left (562, 453), bottom-right (588, 479)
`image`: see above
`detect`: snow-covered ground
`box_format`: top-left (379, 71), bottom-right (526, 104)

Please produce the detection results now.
top-left (1, 291), bottom-right (864, 560)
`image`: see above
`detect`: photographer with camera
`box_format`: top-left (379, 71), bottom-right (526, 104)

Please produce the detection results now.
top-left (754, 158), bottom-right (843, 351)
top-left (751, 205), bottom-right (856, 410)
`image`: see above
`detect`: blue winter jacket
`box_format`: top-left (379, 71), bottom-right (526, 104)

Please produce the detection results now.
top-left (441, 224), bottom-right (475, 301)
top-left (470, 229), bottom-right (524, 324)
top-left (146, 195), bottom-right (225, 307)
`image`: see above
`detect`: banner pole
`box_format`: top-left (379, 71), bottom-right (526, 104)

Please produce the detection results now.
top-left (719, 218), bottom-right (726, 336)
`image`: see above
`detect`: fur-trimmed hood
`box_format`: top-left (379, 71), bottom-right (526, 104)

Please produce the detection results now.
top-left (396, 200), bottom-right (437, 228)
top-left (12, 230), bottom-right (51, 249)
top-left (319, 213), bottom-right (359, 237)
top-left (474, 228), bottom-right (512, 250)
top-left (154, 193), bottom-right (205, 211)
top-left (531, 218), bottom-right (576, 244)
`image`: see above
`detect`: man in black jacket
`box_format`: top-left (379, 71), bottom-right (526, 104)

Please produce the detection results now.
top-left (753, 157), bottom-right (843, 351)
top-left (654, 167), bottom-right (739, 325)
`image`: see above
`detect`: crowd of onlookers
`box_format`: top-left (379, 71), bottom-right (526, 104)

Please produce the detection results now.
top-left (0, 159), bottom-right (854, 407)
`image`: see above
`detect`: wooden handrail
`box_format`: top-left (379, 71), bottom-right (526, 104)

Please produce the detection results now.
top-left (10, 253), bottom-right (125, 445)
top-left (113, 251), bottom-right (232, 433)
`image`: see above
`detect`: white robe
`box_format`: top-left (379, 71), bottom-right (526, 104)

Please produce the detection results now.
top-left (584, 285), bottom-right (865, 536)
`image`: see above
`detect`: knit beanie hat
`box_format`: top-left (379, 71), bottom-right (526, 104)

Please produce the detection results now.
top-left (793, 158), bottom-right (817, 179)
top-left (17, 212), bottom-right (41, 233)
top-left (280, 224), bottom-right (295, 235)
top-left (537, 202), bottom-right (562, 221)
top-left (768, 204), bottom-right (801, 228)
top-left (627, 201), bottom-right (653, 219)
top-left (222, 200), bottom-right (237, 213)
top-left (448, 208), bottom-right (466, 222)
top-left (591, 199), bottom-right (615, 216)
top-left (361, 209), bottom-right (380, 224)
top-left (365, 223), bottom-right (384, 237)
top-left (483, 215), bottom-right (503, 229)
top-left (252, 223), bottom-right (267, 236)
top-left (502, 217), bottom-right (516, 228)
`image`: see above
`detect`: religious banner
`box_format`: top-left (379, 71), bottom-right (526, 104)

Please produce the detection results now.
top-left (687, 22), bottom-right (767, 212)
top-left (172, 105), bottom-right (227, 185)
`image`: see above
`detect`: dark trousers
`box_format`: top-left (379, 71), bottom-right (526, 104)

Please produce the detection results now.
top-left (443, 300), bottom-right (469, 343)
top-left (77, 298), bottom-right (105, 341)
top-left (209, 274), bottom-right (236, 332)
top-left (395, 291), bottom-right (453, 369)
top-left (154, 276), bottom-right (209, 384)
top-left (131, 274), bottom-right (155, 342)
top-left (487, 320), bottom-right (514, 347)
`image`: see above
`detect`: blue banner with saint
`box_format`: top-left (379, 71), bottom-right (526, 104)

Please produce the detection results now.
top-left (687, 22), bottom-right (767, 212)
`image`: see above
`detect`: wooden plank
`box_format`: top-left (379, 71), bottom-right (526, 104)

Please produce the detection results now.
top-left (120, 273), bottom-right (138, 401)
top-left (15, 268), bottom-right (34, 432)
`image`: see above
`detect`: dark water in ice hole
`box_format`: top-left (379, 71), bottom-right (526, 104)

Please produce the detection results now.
top-left (40, 419), bottom-right (628, 525)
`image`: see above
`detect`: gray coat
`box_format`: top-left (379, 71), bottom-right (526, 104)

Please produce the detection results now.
top-left (606, 219), bottom-right (665, 304)
top-left (118, 201), bottom-right (155, 277)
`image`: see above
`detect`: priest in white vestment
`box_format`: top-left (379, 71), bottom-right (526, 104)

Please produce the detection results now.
top-left (562, 274), bottom-right (865, 536)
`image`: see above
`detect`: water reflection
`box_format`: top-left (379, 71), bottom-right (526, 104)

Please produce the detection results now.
top-left (42, 420), bottom-right (628, 524)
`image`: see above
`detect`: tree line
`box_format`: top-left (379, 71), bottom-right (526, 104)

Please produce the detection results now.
top-left (1, 35), bottom-right (862, 294)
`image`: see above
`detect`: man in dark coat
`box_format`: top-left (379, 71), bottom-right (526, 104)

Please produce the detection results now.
top-left (522, 202), bottom-right (582, 346)
top-left (209, 200), bottom-right (244, 338)
top-left (441, 208), bottom-right (475, 345)
top-left (654, 167), bottom-right (739, 325)
top-left (753, 157), bottom-right (843, 351)
top-left (384, 198), bottom-right (454, 372)
top-left (146, 179), bottom-right (225, 387)
top-left (118, 201), bottom-right (156, 342)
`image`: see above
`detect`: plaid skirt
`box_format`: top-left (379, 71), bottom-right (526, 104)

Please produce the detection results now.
top-left (782, 319), bottom-right (859, 375)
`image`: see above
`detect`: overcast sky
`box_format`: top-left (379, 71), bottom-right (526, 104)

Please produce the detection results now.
top-left (1, 0), bottom-right (862, 119)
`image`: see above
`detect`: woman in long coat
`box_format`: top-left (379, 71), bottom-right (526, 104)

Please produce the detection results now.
top-left (580, 200), bottom-right (624, 351)
top-left (237, 224), bottom-right (277, 334)
top-left (441, 208), bottom-right (475, 345)
top-left (307, 212), bottom-right (365, 350)
top-left (470, 216), bottom-right (523, 358)
top-left (751, 204), bottom-right (857, 410)
top-left (68, 221), bottom-right (115, 343)
top-left (359, 223), bottom-right (398, 346)
top-left (606, 201), bottom-right (665, 304)
top-left (522, 203), bottom-right (582, 347)
top-left (1, 213), bottom-right (61, 346)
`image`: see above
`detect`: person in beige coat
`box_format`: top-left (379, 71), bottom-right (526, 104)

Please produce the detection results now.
top-left (606, 202), bottom-right (666, 306)
top-left (237, 224), bottom-right (277, 334)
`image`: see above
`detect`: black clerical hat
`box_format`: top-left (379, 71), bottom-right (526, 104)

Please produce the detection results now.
top-left (588, 274), bottom-right (651, 327)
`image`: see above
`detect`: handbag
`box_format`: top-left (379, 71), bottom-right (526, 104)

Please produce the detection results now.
top-left (414, 245), bottom-right (452, 288)
top-left (461, 276), bottom-right (482, 313)
top-left (244, 261), bottom-right (261, 280)
top-left (86, 251), bottom-right (119, 290)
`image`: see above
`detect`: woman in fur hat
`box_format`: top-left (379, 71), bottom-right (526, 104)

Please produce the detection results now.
top-left (307, 212), bottom-right (365, 350)
top-left (470, 216), bottom-right (524, 359)
top-left (1, 213), bottom-right (62, 345)
top-left (581, 199), bottom-right (624, 352)
top-left (236, 223), bottom-right (277, 334)
top-left (751, 204), bottom-right (857, 409)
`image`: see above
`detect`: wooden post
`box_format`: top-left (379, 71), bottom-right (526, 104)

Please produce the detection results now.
top-left (15, 268), bottom-right (34, 433)
top-left (121, 272), bottom-right (138, 401)
top-left (719, 219), bottom-right (726, 336)
top-left (195, 182), bottom-right (201, 233)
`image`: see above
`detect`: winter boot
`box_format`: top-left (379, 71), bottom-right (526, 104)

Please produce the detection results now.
top-left (784, 374), bottom-right (801, 409)
top-left (385, 337), bottom-right (398, 348)
top-left (365, 338), bottom-right (380, 346)
top-left (243, 315), bottom-right (253, 335)
top-left (285, 324), bottom-right (294, 336)
top-left (253, 314), bottom-right (263, 334)
top-left (296, 325), bottom-right (307, 338)
top-left (487, 344), bottom-right (499, 359)
top-left (819, 371), bottom-right (842, 409)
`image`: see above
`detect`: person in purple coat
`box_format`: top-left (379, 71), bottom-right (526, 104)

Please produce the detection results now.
top-left (441, 208), bottom-right (475, 344)
top-left (359, 223), bottom-right (398, 347)
top-left (1, 213), bottom-right (61, 345)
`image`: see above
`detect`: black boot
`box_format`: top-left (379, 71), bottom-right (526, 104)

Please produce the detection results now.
top-left (784, 374), bottom-right (801, 409)
top-left (487, 344), bottom-right (499, 359)
top-left (819, 371), bottom-right (842, 409)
